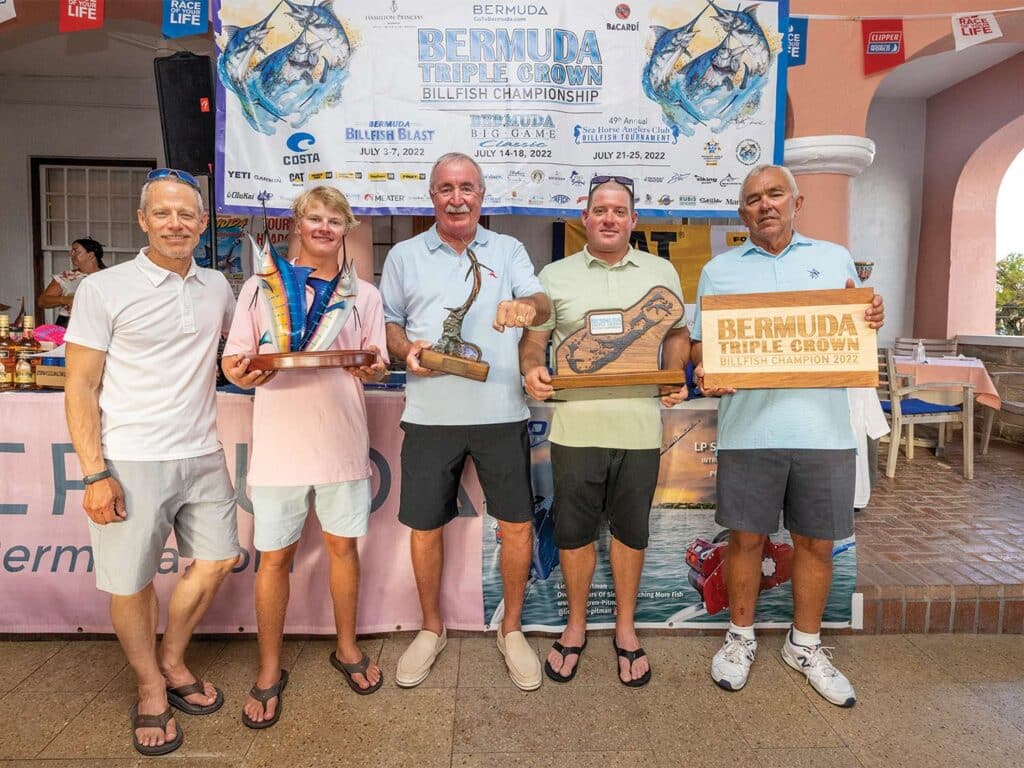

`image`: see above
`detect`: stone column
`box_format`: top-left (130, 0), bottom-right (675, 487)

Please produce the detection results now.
top-left (783, 135), bottom-right (876, 248)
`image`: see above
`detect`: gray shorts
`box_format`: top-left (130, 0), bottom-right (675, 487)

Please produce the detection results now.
top-left (88, 450), bottom-right (240, 595)
top-left (250, 478), bottom-right (371, 552)
top-left (715, 449), bottom-right (856, 540)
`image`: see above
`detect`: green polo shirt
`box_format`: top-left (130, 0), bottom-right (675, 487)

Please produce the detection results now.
top-left (534, 246), bottom-right (686, 449)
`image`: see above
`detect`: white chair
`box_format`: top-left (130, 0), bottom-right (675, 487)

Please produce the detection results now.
top-left (980, 372), bottom-right (1024, 454)
top-left (879, 349), bottom-right (975, 480)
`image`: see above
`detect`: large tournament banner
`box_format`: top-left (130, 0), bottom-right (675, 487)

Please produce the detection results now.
top-left (214, 0), bottom-right (789, 218)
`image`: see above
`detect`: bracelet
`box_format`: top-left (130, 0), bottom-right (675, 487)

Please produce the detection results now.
top-left (82, 469), bottom-right (112, 486)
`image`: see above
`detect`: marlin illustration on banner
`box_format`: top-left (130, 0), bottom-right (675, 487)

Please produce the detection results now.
top-left (217, 0), bottom-right (355, 135)
top-left (642, 1), bottom-right (774, 136)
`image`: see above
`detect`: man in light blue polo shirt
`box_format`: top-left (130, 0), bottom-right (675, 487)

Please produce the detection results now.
top-left (692, 165), bottom-right (884, 707)
top-left (380, 152), bottom-right (551, 691)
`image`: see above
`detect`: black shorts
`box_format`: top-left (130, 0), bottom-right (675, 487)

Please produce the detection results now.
top-left (715, 449), bottom-right (856, 540)
top-left (398, 421), bottom-right (534, 530)
top-left (550, 443), bottom-right (660, 551)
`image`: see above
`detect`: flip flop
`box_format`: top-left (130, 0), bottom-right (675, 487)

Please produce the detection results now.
top-left (130, 703), bottom-right (183, 756)
top-left (613, 637), bottom-right (652, 688)
top-left (166, 680), bottom-right (224, 715)
top-left (330, 651), bottom-right (383, 695)
top-left (543, 638), bottom-right (587, 683)
top-left (241, 669), bottom-right (289, 730)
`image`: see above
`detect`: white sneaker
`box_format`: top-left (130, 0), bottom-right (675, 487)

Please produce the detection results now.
top-left (711, 631), bottom-right (757, 691)
top-left (781, 630), bottom-right (856, 707)
top-left (395, 628), bottom-right (447, 688)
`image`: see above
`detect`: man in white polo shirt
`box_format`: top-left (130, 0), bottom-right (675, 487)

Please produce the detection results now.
top-left (65, 169), bottom-right (240, 757)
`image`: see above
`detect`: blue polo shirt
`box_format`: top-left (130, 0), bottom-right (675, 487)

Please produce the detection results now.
top-left (692, 232), bottom-right (860, 450)
top-left (380, 224), bottom-right (543, 425)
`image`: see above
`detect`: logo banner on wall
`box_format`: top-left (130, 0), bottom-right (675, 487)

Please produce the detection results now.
top-left (951, 13), bottom-right (1003, 52)
top-left (163, 0), bottom-right (209, 39)
top-left (214, 0), bottom-right (790, 219)
top-left (59, 0), bottom-right (103, 33)
top-left (0, 0), bottom-right (17, 27)
top-left (786, 16), bottom-right (807, 67)
top-left (861, 18), bottom-right (904, 76)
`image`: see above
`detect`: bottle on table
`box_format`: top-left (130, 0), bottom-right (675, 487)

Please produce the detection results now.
top-left (913, 338), bottom-right (926, 363)
top-left (0, 314), bottom-right (14, 391)
top-left (13, 315), bottom-right (41, 390)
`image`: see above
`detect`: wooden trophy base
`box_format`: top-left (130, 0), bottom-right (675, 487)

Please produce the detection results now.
top-left (550, 369), bottom-right (686, 389)
top-left (419, 349), bottom-right (490, 382)
top-left (248, 349), bottom-right (377, 370)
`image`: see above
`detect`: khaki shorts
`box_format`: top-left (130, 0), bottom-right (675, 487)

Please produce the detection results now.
top-left (88, 450), bottom-right (240, 595)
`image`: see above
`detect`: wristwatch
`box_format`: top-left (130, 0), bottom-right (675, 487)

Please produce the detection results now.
top-left (82, 469), bottom-right (112, 486)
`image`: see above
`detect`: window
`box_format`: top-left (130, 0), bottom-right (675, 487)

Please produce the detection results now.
top-left (33, 159), bottom-right (155, 323)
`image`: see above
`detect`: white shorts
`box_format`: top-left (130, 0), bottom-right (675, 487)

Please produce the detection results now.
top-left (249, 478), bottom-right (372, 552)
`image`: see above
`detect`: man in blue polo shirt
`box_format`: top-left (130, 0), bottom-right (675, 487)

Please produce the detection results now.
top-left (380, 152), bottom-right (551, 691)
top-left (692, 164), bottom-right (884, 707)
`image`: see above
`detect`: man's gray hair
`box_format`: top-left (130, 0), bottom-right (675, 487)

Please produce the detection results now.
top-left (429, 152), bottom-right (486, 193)
top-left (742, 164), bottom-right (800, 198)
top-left (138, 178), bottom-right (206, 214)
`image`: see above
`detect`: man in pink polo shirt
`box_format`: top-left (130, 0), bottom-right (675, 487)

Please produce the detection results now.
top-left (222, 186), bottom-right (388, 727)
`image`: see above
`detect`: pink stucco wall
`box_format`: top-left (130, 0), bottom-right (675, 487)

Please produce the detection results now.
top-left (916, 55), bottom-right (1024, 336)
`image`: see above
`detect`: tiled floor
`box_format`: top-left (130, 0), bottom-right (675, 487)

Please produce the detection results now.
top-left (857, 438), bottom-right (1024, 632)
top-left (2, 633), bottom-right (1024, 767)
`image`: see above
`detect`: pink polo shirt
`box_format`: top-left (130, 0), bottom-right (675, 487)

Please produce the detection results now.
top-left (224, 274), bottom-right (389, 487)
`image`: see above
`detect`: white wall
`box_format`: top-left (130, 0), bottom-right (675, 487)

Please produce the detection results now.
top-left (850, 97), bottom-right (927, 347)
top-left (0, 74), bottom-right (164, 315)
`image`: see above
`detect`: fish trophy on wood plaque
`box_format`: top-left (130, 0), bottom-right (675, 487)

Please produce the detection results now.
top-left (549, 285), bottom-right (686, 390)
top-left (418, 246), bottom-right (490, 382)
top-left (244, 233), bottom-right (375, 371)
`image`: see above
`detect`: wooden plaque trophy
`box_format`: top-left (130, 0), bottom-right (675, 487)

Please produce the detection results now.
top-left (549, 285), bottom-right (686, 390)
top-left (418, 246), bottom-right (490, 382)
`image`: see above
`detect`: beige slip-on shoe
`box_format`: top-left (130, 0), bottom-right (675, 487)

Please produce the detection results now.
top-left (497, 628), bottom-right (542, 691)
top-left (396, 628), bottom-right (447, 688)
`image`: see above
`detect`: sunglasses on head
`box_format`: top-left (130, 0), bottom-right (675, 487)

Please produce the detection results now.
top-left (147, 168), bottom-right (201, 191)
top-left (589, 175), bottom-right (635, 195)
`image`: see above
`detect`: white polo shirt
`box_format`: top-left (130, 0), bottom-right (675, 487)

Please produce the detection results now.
top-left (65, 248), bottom-right (235, 461)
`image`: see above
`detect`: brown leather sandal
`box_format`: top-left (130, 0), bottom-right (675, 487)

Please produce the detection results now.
top-left (241, 669), bottom-right (289, 730)
top-left (330, 651), bottom-right (383, 695)
top-left (166, 680), bottom-right (224, 715)
top-left (130, 703), bottom-right (183, 756)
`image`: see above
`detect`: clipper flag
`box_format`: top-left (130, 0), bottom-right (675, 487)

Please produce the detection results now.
top-left (862, 19), bottom-right (905, 76)
top-left (952, 13), bottom-right (1003, 52)
top-left (163, 0), bottom-right (208, 39)
top-left (0, 0), bottom-right (16, 27)
top-left (59, 0), bottom-right (103, 32)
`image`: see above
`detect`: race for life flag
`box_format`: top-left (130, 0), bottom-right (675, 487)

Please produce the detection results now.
top-left (952, 13), bottom-right (1003, 52)
top-left (163, 0), bottom-right (209, 39)
top-left (0, 0), bottom-right (16, 26)
top-left (59, 0), bottom-right (103, 32)
top-left (862, 19), bottom-right (905, 75)
top-left (787, 17), bottom-right (808, 67)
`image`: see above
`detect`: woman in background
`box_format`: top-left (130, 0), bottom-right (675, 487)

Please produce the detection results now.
top-left (37, 237), bottom-right (106, 327)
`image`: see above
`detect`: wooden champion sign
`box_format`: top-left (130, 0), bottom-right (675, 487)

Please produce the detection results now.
top-left (701, 288), bottom-right (878, 389)
top-left (550, 285), bottom-right (686, 389)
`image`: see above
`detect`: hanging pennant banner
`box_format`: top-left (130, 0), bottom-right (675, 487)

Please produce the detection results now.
top-left (952, 13), bottom-right (1003, 52)
top-left (862, 19), bottom-right (904, 76)
top-left (787, 17), bottom-right (808, 67)
top-left (163, 0), bottom-right (209, 39)
top-left (59, 0), bottom-right (103, 32)
top-left (0, 0), bottom-right (17, 27)
top-left (214, 0), bottom-right (791, 219)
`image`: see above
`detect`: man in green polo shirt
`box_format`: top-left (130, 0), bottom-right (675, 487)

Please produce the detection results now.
top-left (519, 176), bottom-right (690, 687)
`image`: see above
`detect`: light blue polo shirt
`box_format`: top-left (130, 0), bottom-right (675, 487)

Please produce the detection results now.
top-left (380, 224), bottom-right (543, 425)
top-left (692, 232), bottom-right (860, 450)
